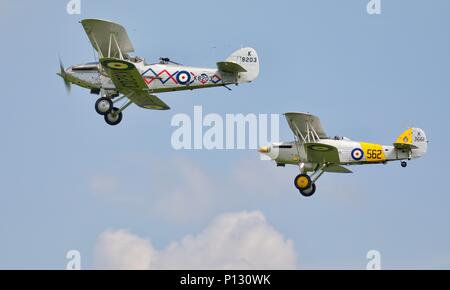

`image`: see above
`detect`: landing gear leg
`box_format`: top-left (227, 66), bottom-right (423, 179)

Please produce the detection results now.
top-left (293, 163), bottom-right (328, 197)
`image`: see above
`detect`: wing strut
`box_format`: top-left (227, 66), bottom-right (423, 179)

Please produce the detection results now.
top-left (290, 119), bottom-right (321, 143)
top-left (81, 19), bottom-right (135, 60)
top-left (289, 120), bottom-right (308, 172)
top-left (86, 31), bottom-right (123, 59)
top-left (90, 33), bottom-right (104, 58)
top-left (111, 33), bottom-right (124, 60)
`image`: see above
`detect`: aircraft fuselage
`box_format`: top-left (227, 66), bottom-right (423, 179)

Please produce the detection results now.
top-left (63, 60), bottom-right (237, 96)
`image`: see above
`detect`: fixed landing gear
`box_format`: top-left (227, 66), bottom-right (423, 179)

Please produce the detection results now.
top-left (104, 107), bottom-right (123, 126)
top-left (300, 183), bottom-right (316, 197)
top-left (401, 161), bottom-right (408, 168)
top-left (95, 97), bottom-right (113, 115)
top-left (294, 163), bottom-right (327, 197)
top-left (95, 93), bottom-right (131, 126)
top-left (294, 174), bottom-right (311, 190)
top-left (294, 173), bottom-right (316, 197)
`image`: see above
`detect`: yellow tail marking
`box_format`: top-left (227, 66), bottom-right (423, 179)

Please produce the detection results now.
top-left (395, 128), bottom-right (413, 145)
top-left (360, 142), bottom-right (386, 162)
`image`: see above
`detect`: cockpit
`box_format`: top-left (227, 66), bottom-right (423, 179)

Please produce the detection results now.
top-left (126, 56), bottom-right (144, 64)
top-left (332, 136), bottom-right (351, 141)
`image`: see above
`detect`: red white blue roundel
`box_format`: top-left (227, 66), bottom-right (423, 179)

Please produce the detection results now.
top-left (351, 148), bottom-right (364, 161)
top-left (176, 71), bottom-right (191, 85)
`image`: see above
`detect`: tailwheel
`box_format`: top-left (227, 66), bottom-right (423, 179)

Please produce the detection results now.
top-left (299, 183), bottom-right (316, 197)
top-left (294, 174), bottom-right (312, 191)
top-left (95, 97), bottom-right (113, 115)
top-left (104, 107), bottom-right (122, 126)
top-left (401, 161), bottom-right (407, 168)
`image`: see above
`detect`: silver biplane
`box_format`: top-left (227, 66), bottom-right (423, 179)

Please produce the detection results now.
top-left (58, 19), bottom-right (259, 125)
top-left (259, 112), bottom-right (428, 197)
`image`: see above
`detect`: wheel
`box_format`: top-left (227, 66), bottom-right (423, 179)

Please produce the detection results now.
top-left (294, 174), bottom-right (312, 191)
top-left (401, 161), bottom-right (407, 168)
top-left (104, 107), bottom-right (122, 126)
top-left (299, 183), bottom-right (316, 197)
top-left (95, 97), bottom-right (113, 115)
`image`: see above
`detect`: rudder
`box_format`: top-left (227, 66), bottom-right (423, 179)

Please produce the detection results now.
top-left (394, 127), bottom-right (427, 158)
top-left (225, 47), bottom-right (259, 83)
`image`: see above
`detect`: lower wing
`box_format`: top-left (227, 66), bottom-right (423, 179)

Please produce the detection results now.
top-left (100, 58), bottom-right (170, 110)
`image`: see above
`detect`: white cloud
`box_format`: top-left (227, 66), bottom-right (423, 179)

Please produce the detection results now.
top-left (93, 211), bottom-right (297, 270)
top-left (94, 229), bottom-right (157, 270)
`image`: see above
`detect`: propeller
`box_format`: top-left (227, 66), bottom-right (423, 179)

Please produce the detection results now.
top-left (57, 58), bottom-right (71, 94)
top-left (159, 57), bottom-right (182, 66)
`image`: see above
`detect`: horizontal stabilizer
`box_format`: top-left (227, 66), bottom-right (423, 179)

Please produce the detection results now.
top-left (217, 61), bottom-right (247, 73)
top-left (393, 143), bottom-right (418, 150)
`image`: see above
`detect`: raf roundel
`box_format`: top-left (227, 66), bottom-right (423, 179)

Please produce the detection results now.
top-left (351, 148), bottom-right (364, 161)
top-left (103, 59), bottom-right (133, 70)
top-left (176, 71), bottom-right (191, 85)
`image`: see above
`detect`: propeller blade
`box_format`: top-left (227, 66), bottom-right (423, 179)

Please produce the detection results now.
top-left (57, 58), bottom-right (71, 94)
top-left (64, 79), bottom-right (71, 94)
top-left (58, 58), bottom-right (67, 78)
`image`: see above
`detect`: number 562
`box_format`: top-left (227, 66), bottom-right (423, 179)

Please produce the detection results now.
top-left (366, 149), bottom-right (382, 159)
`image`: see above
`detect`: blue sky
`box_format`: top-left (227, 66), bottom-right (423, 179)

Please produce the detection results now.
top-left (0, 0), bottom-right (449, 269)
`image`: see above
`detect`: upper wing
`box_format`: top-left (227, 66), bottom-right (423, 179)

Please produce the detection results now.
top-left (304, 143), bottom-right (340, 164)
top-left (285, 112), bottom-right (327, 141)
top-left (81, 19), bottom-right (134, 58)
top-left (100, 58), bottom-right (170, 110)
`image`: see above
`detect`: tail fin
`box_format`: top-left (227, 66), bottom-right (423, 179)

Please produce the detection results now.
top-left (393, 127), bottom-right (427, 158)
top-left (217, 47), bottom-right (259, 83)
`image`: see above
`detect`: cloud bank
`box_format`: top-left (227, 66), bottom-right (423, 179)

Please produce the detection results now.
top-left (93, 211), bottom-right (297, 269)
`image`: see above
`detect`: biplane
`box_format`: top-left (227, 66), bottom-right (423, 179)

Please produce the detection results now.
top-left (259, 112), bottom-right (428, 197)
top-left (58, 19), bottom-right (259, 125)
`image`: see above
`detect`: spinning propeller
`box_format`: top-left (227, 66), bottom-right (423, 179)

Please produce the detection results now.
top-left (57, 58), bottom-right (71, 94)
